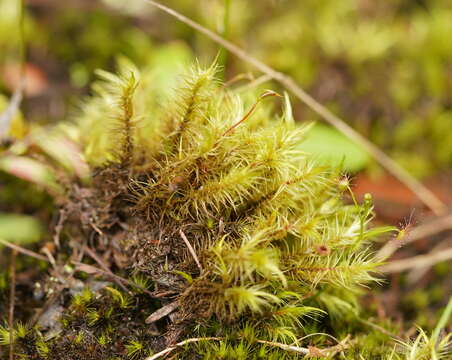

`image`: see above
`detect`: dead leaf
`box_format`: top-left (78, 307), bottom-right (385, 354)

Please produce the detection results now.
top-left (145, 301), bottom-right (179, 324)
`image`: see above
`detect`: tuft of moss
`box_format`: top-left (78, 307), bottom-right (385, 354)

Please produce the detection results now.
top-left (2, 61), bottom-right (409, 359)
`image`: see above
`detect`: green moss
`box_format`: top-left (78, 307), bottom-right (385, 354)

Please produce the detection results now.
top-left (2, 60), bottom-right (447, 359)
top-left (17, 61), bottom-right (397, 358)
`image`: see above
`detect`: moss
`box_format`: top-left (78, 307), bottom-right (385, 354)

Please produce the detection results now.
top-left (13, 61), bottom-right (396, 358)
top-left (2, 61), bottom-right (448, 359)
top-left (2, 287), bottom-right (157, 360)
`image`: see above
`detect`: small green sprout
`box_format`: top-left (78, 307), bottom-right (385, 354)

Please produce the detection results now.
top-left (74, 331), bottom-right (84, 344)
top-left (97, 333), bottom-right (110, 346)
top-left (0, 325), bottom-right (11, 346)
top-left (105, 286), bottom-right (131, 309)
top-left (125, 340), bottom-right (144, 360)
top-left (86, 309), bottom-right (101, 326)
top-left (130, 274), bottom-right (152, 293)
top-left (394, 297), bottom-right (452, 360)
top-left (35, 338), bottom-right (50, 358)
top-left (71, 287), bottom-right (94, 313)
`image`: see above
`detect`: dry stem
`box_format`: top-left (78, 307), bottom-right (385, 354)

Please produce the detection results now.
top-left (145, 337), bottom-right (224, 360)
top-left (179, 230), bottom-right (202, 272)
top-left (145, 301), bottom-right (179, 324)
top-left (71, 261), bottom-right (158, 298)
top-left (8, 249), bottom-right (17, 360)
top-left (83, 245), bottom-right (129, 292)
top-left (0, 238), bottom-right (48, 261)
top-left (144, 335), bottom-right (351, 359)
top-left (380, 246), bottom-right (452, 273)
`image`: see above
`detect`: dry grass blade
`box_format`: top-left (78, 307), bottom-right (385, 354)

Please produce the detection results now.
top-left (377, 213), bottom-right (452, 260)
top-left (406, 240), bottom-right (451, 284)
top-left (8, 249), bottom-right (17, 360)
top-left (179, 230), bottom-right (202, 272)
top-left (254, 340), bottom-right (310, 355)
top-left (83, 245), bottom-right (129, 292)
top-left (142, 0), bottom-right (446, 216)
top-left (257, 335), bottom-right (351, 357)
top-left (143, 336), bottom-right (351, 360)
top-left (0, 238), bottom-right (48, 262)
top-left (380, 246), bottom-right (452, 273)
top-left (357, 319), bottom-right (403, 341)
top-left (144, 337), bottom-right (224, 360)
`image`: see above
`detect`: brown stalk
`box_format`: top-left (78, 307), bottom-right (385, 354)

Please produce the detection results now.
top-left (221, 90), bottom-right (281, 138)
top-left (71, 261), bottom-right (158, 298)
top-left (144, 335), bottom-right (351, 359)
top-left (8, 249), bottom-right (17, 360)
top-left (0, 238), bottom-right (48, 262)
top-left (145, 337), bottom-right (224, 360)
top-left (179, 230), bottom-right (202, 272)
top-left (380, 246), bottom-right (452, 273)
top-left (83, 246), bottom-right (129, 293)
top-left (0, 238), bottom-right (156, 298)
top-left (142, 0), bottom-right (446, 216)
top-left (145, 300), bottom-right (179, 324)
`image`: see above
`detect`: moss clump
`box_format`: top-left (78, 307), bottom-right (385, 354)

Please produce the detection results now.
top-left (2, 61), bottom-right (402, 358)
top-left (1, 286), bottom-right (157, 360)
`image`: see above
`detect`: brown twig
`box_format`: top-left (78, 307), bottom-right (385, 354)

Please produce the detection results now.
top-left (144, 335), bottom-right (351, 359)
top-left (145, 337), bottom-right (224, 360)
top-left (380, 246), bottom-right (452, 273)
top-left (71, 261), bottom-right (158, 298)
top-left (53, 209), bottom-right (67, 248)
top-left (236, 74), bottom-right (272, 92)
top-left (406, 239), bottom-right (452, 284)
top-left (83, 245), bottom-right (129, 292)
top-left (142, 0), bottom-right (446, 216)
top-left (41, 246), bottom-right (57, 268)
top-left (0, 238), bottom-right (48, 262)
top-left (179, 230), bottom-right (202, 272)
top-left (8, 249), bottom-right (17, 360)
top-left (145, 300), bottom-right (179, 324)
top-left (256, 335), bottom-right (351, 357)
top-left (357, 319), bottom-right (403, 341)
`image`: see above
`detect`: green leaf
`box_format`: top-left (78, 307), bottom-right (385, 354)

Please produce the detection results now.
top-left (0, 155), bottom-right (59, 190)
top-left (0, 213), bottom-right (43, 244)
top-left (173, 270), bottom-right (193, 284)
top-left (299, 123), bottom-right (371, 172)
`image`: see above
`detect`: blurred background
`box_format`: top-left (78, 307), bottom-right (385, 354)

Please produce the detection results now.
top-left (0, 0), bottom-right (451, 334)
